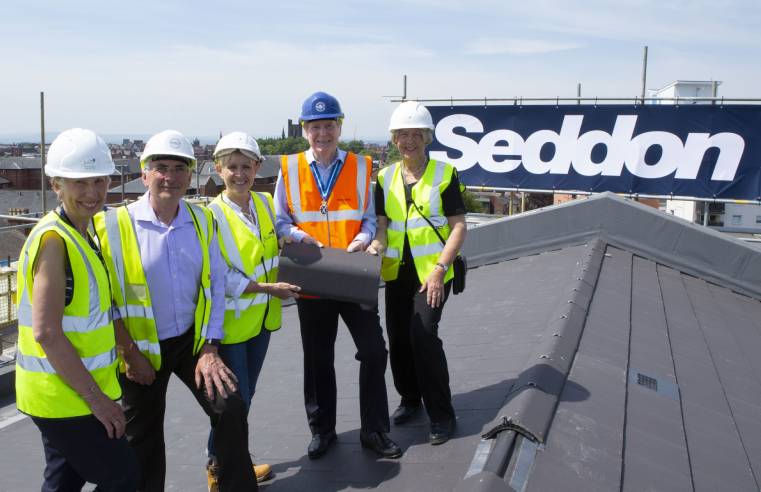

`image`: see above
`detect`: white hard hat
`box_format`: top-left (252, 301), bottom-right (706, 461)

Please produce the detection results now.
top-left (388, 101), bottom-right (434, 131)
top-left (213, 131), bottom-right (262, 161)
top-left (45, 128), bottom-right (115, 178)
top-left (141, 129), bottom-right (197, 170)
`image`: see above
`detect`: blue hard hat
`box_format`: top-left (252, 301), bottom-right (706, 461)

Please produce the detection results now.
top-left (300, 91), bottom-right (344, 123)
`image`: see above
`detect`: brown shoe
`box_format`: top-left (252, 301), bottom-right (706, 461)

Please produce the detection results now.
top-left (206, 461), bottom-right (219, 492)
top-left (253, 463), bottom-right (273, 483)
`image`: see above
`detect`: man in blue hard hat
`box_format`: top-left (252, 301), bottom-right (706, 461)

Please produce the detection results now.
top-left (274, 91), bottom-right (402, 460)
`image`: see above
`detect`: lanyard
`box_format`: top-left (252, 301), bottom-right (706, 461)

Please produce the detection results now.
top-left (56, 206), bottom-right (102, 254)
top-left (309, 160), bottom-right (343, 214)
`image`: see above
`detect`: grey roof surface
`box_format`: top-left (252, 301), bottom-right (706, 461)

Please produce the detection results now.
top-left (259, 156), bottom-right (281, 179)
top-left (0, 190), bottom-right (59, 216)
top-left (113, 158), bottom-right (141, 175)
top-left (0, 157), bottom-right (41, 170)
top-left (1, 193), bottom-right (760, 491)
top-left (519, 246), bottom-right (761, 492)
top-left (197, 155), bottom-right (280, 180)
top-left (108, 177), bottom-right (146, 195)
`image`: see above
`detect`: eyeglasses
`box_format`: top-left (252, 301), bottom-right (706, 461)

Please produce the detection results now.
top-left (148, 163), bottom-right (190, 175)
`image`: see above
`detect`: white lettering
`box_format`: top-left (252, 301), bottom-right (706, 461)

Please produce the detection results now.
top-left (431, 114), bottom-right (482, 170)
top-left (573, 116), bottom-right (637, 177)
top-left (625, 131), bottom-right (684, 179)
top-left (477, 130), bottom-right (523, 173)
top-left (431, 113), bottom-right (745, 181)
top-left (679, 133), bottom-right (746, 181)
top-left (520, 115), bottom-right (582, 175)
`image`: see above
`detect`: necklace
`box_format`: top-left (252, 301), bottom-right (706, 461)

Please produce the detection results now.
top-left (402, 163), bottom-right (424, 184)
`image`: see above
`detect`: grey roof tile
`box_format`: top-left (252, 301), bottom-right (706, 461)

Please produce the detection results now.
top-left (623, 451), bottom-right (693, 492)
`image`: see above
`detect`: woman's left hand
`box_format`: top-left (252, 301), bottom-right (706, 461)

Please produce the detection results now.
top-left (420, 267), bottom-right (446, 308)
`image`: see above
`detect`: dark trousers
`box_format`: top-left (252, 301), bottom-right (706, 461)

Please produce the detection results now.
top-left (120, 329), bottom-right (256, 492)
top-left (296, 298), bottom-right (390, 435)
top-left (385, 265), bottom-right (456, 424)
top-left (32, 414), bottom-right (139, 492)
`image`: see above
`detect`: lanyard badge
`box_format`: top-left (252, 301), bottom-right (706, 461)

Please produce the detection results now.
top-left (309, 161), bottom-right (343, 215)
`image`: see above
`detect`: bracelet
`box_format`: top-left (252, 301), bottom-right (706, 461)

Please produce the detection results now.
top-left (435, 262), bottom-right (448, 271)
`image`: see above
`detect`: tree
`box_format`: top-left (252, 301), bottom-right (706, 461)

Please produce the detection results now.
top-left (258, 137), bottom-right (309, 155)
top-left (384, 142), bottom-right (400, 165)
top-left (461, 190), bottom-right (485, 213)
top-left (338, 140), bottom-right (365, 155)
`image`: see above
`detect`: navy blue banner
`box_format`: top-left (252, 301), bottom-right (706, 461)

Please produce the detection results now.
top-left (427, 105), bottom-right (761, 200)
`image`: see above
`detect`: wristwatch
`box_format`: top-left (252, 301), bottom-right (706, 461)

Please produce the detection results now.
top-left (435, 262), bottom-right (448, 271)
top-left (206, 338), bottom-right (222, 347)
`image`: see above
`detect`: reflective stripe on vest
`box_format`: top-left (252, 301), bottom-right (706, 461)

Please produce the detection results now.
top-left (281, 152), bottom-right (370, 248)
top-left (378, 160), bottom-right (456, 284)
top-left (16, 303), bottom-right (111, 334)
top-left (17, 348), bottom-right (117, 374)
top-left (209, 191), bottom-right (281, 343)
top-left (15, 213), bottom-right (120, 418)
top-left (185, 202), bottom-right (213, 346)
top-left (99, 207), bottom-right (163, 366)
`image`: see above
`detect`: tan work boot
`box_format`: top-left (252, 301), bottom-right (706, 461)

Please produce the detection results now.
top-left (254, 462), bottom-right (273, 482)
top-left (206, 460), bottom-right (219, 492)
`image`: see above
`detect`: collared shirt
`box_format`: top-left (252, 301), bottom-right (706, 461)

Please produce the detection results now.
top-left (274, 148), bottom-right (376, 245)
top-left (219, 192), bottom-right (260, 299)
top-left (127, 192), bottom-right (225, 340)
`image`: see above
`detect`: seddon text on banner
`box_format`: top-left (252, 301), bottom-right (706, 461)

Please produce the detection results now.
top-left (427, 104), bottom-right (761, 200)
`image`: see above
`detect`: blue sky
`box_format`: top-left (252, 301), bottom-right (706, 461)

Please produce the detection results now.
top-left (2, 0), bottom-right (760, 142)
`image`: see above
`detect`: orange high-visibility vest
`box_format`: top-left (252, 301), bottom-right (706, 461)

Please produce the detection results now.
top-left (281, 151), bottom-right (371, 249)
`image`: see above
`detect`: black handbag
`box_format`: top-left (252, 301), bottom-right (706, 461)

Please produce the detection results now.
top-left (408, 200), bottom-right (467, 295)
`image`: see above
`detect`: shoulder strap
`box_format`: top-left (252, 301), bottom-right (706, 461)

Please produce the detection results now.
top-left (409, 199), bottom-right (446, 246)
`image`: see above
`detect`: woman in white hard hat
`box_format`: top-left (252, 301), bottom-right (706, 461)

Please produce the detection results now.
top-left (205, 131), bottom-right (300, 484)
top-left (15, 128), bottom-right (139, 490)
top-left (368, 102), bottom-right (467, 445)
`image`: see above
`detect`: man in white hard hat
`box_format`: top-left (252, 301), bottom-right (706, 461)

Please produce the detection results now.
top-left (94, 129), bottom-right (258, 491)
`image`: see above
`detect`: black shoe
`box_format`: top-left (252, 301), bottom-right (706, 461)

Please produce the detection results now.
top-left (307, 430), bottom-right (337, 459)
top-left (391, 404), bottom-right (421, 425)
top-left (429, 420), bottom-right (455, 445)
top-left (360, 431), bottom-right (403, 459)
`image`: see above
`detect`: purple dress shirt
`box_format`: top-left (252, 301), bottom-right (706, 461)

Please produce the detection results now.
top-left (127, 192), bottom-right (225, 341)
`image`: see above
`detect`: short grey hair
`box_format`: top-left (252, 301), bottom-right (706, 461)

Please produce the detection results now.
top-left (391, 128), bottom-right (433, 146)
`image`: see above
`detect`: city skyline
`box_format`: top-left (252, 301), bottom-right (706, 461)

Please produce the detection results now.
top-left (3, 0), bottom-right (760, 141)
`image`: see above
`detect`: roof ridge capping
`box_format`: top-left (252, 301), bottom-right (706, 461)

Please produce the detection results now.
top-left (456, 240), bottom-right (605, 492)
top-left (483, 239), bottom-right (605, 444)
top-left (462, 192), bottom-right (761, 300)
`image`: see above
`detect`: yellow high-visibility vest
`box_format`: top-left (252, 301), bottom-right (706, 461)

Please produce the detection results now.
top-left (93, 201), bottom-right (213, 369)
top-left (208, 192), bottom-right (281, 344)
top-left (16, 212), bottom-right (120, 418)
top-left (377, 160), bottom-right (456, 284)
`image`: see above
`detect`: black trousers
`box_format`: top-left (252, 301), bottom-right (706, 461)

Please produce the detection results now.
top-left (385, 264), bottom-right (456, 424)
top-left (119, 329), bottom-right (256, 492)
top-left (296, 298), bottom-right (390, 435)
top-left (32, 414), bottom-right (139, 492)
